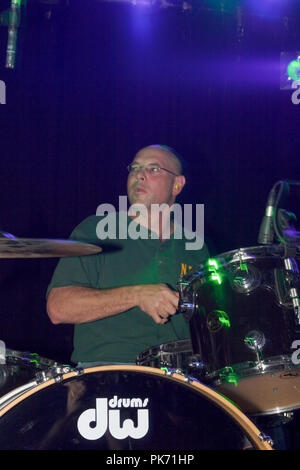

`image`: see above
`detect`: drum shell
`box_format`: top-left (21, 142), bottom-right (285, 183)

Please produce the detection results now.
top-left (189, 274), bottom-right (296, 373)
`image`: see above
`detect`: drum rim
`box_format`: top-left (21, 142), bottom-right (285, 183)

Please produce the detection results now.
top-left (180, 244), bottom-right (297, 283)
top-left (208, 355), bottom-right (300, 381)
top-left (214, 244), bottom-right (288, 260)
top-left (5, 348), bottom-right (58, 368)
top-left (136, 338), bottom-right (193, 360)
top-left (0, 364), bottom-right (273, 450)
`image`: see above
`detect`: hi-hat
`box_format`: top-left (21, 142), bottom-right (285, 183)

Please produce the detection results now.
top-left (0, 237), bottom-right (102, 258)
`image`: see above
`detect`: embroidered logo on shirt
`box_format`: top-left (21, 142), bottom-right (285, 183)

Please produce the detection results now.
top-left (180, 263), bottom-right (193, 277)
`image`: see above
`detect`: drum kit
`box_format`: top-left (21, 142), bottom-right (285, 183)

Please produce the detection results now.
top-left (0, 228), bottom-right (299, 450)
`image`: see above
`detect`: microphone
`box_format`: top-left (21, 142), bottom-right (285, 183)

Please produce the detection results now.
top-left (5, 0), bottom-right (21, 69)
top-left (257, 184), bottom-right (278, 245)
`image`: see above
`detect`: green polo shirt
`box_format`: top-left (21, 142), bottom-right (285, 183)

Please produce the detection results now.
top-left (47, 213), bottom-right (209, 363)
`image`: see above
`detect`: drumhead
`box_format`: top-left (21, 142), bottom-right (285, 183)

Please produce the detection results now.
top-left (0, 365), bottom-right (272, 450)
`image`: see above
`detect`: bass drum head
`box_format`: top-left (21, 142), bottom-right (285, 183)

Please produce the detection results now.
top-left (0, 366), bottom-right (272, 450)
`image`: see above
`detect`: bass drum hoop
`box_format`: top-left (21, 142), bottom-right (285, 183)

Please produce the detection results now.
top-left (0, 365), bottom-right (273, 450)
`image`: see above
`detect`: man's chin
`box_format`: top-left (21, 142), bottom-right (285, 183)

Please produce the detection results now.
top-left (128, 199), bottom-right (152, 213)
top-left (128, 193), bottom-right (149, 206)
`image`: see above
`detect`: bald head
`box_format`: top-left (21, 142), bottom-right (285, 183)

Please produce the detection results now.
top-left (140, 145), bottom-right (183, 176)
top-left (127, 144), bottom-right (186, 207)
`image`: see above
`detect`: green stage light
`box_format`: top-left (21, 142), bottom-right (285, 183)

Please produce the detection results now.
top-left (287, 59), bottom-right (300, 82)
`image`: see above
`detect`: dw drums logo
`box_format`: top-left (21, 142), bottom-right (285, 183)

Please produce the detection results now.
top-left (77, 395), bottom-right (149, 440)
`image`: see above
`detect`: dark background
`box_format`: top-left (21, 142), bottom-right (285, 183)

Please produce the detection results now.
top-left (0, 0), bottom-right (299, 364)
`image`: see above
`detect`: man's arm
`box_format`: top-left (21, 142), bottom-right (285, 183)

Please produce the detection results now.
top-left (47, 284), bottom-right (179, 326)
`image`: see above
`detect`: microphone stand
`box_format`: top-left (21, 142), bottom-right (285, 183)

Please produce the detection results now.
top-left (5, 0), bottom-right (21, 69)
top-left (258, 181), bottom-right (300, 326)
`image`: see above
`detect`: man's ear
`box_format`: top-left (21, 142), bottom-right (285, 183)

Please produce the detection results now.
top-left (173, 175), bottom-right (186, 196)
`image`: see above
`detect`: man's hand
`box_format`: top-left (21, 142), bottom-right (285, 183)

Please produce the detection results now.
top-left (135, 283), bottom-right (179, 324)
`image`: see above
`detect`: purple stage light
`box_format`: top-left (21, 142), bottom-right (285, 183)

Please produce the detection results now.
top-left (246, 0), bottom-right (290, 19)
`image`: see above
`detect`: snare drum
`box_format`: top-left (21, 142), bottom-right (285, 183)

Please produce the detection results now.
top-left (0, 365), bottom-right (272, 450)
top-left (179, 245), bottom-right (300, 415)
top-left (136, 339), bottom-right (193, 372)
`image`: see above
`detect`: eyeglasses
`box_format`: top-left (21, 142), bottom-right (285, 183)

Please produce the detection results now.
top-left (126, 164), bottom-right (178, 177)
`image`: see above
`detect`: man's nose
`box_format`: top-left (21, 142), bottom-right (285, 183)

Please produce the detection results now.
top-left (135, 168), bottom-right (147, 180)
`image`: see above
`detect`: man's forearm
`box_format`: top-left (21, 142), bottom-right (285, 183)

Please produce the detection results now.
top-left (47, 285), bottom-right (140, 325)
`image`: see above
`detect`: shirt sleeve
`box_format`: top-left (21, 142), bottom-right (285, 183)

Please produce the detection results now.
top-left (46, 216), bottom-right (101, 297)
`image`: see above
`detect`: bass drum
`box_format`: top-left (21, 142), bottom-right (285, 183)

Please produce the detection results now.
top-left (0, 365), bottom-right (272, 450)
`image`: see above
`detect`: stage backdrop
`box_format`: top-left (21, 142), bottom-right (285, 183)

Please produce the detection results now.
top-left (0, 0), bottom-right (299, 363)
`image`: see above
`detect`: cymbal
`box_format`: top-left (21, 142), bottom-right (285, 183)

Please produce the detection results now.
top-left (0, 238), bottom-right (102, 258)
